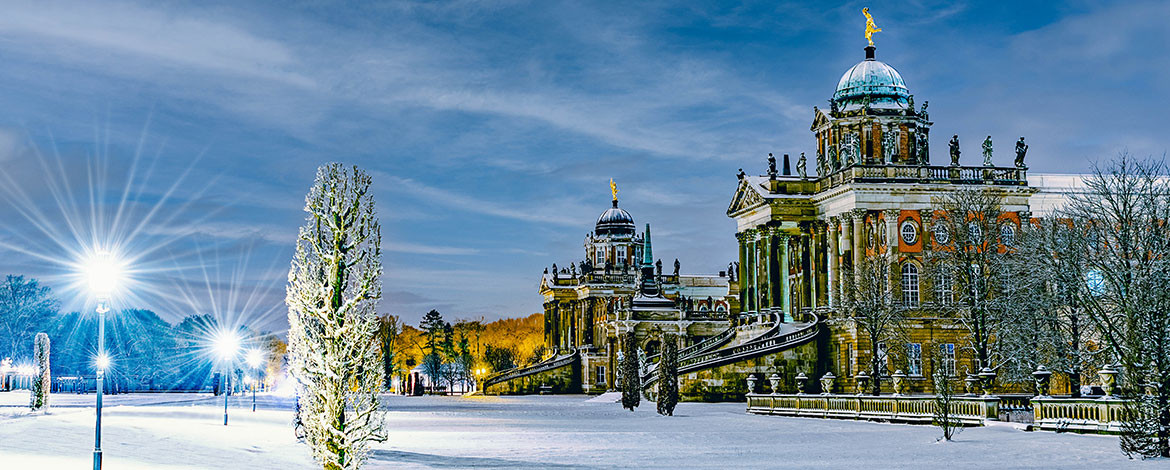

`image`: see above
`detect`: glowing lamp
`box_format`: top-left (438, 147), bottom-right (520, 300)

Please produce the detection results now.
top-left (246, 349), bottom-right (264, 368)
top-left (213, 331), bottom-right (241, 362)
top-left (83, 250), bottom-right (124, 299)
top-left (94, 353), bottom-right (111, 371)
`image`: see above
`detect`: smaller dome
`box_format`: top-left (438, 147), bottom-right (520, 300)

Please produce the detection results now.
top-left (833, 55), bottom-right (910, 111)
top-left (596, 200), bottom-right (635, 237)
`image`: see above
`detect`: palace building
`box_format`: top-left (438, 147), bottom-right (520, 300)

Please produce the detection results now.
top-left (485, 16), bottom-right (1076, 399)
top-left (534, 186), bottom-right (737, 394)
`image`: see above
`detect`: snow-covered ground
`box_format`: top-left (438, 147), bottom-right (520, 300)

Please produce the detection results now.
top-left (0, 391), bottom-right (1156, 469)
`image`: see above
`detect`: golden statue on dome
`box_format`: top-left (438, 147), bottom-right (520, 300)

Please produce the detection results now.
top-left (863, 8), bottom-right (881, 46)
top-left (610, 178), bottom-right (619, 202)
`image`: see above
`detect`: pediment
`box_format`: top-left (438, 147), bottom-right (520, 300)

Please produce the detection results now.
top-left (727, 178), bottom-right (766, 216)
top-left (810, 107), bottom-right (831, 131)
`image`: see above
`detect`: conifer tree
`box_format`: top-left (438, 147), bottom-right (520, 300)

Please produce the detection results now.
top-left (30, 332), bottom-right (49, 411)
top-left (286, 163), bottom-right (385, 470)
top-left (621, 331), bottom-right (641, 411)
top-left (656, 333), bottom-right (678, 416)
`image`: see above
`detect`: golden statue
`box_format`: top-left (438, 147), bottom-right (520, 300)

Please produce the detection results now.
top-left (863, 8), bottom-right (881, 47)
top-left (610, 178), bottom-right (619, 202)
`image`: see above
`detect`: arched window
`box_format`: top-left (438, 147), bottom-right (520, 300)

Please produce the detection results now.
top-left (715, 303), bottom-right (727, 313)
top-left (901, 263), bottom-right (920, 306)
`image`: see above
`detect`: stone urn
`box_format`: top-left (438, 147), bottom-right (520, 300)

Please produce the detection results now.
top-left (820, 372), bottom-right (836, 395)
top-left (978, 367), bottom-right (997, 397)
top-left (745, 374), bottom-right (758, 394)
top-left (855, 371), bottom-right (870, 395)
top-left (795, 372), bottom-right (808, 395)
top-left (964, 374), bottom-right (980, 396)
top-left (1099, 365), bottom-right (1118, 398)
top-left (768, 373), bottom-right (782, 395)
top-left (1032, 365), bottom-right (1052, 397)
top-left (891, 369), bottom-right (907, 396)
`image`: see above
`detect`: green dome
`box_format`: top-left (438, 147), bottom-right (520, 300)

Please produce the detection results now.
top-left (833, 56), bottom-right (910, 111)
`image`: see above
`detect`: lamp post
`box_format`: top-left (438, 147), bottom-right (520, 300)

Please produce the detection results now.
top-left (246, 349), bottom-right (263, 412)
top-left (84, 250), bottom-right (122, 470)
top-left (214, 331), bottom-right (240, 426)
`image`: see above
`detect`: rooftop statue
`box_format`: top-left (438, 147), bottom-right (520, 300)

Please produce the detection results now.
top-left (816, 150), bottom-right (825, 177)
top-left (767, 153), bottom-right (778, 179)
top-left (673, 258), bottom-right (680, 276)
top-left (797, 152), bottom-right (807, 180)
top-left (609, 178), bottom-right (619, 202)
top-left (982, 136), bottom-right (993, 167)
top-left (949, 134), bottom-right (961, 166)
top-left (863, 8), bottom-right (882, 47)
top-left (920, 101), bottom-right (929, 120)
top-left (1015, 137), bottom-right (1029, 168)
top-left (655, 259), bottom-right (663, 277)
top-left (737, 168), bottom-right (745, 179)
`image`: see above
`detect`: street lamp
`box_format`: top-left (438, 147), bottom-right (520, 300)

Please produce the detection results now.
top-left (83, 250), bottom-right (123, 470)
top-left (213, 331), bottom-right (240, 426)
top-left (245, 349), bottom-right (263, 412)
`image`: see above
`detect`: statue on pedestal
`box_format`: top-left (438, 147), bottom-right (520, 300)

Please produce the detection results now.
top-left (797, 152), bottom-right (807, 180)
top-left (948, 134), bottom-right (961, 166)
top-left (767, 153), bottom-right (778, 179)
top-left (920, 101), bottom-right (929, 120)
top-left (1014, 137), bottom-right (1029, 168)
top-left (673, 259), bottom-right (680, 276)
top-left (655, 259), bottom-right (663, 277)
top-left (816, 150), bottom-right (825, 177)
top-left (982, 136), bottom-right (993, 167)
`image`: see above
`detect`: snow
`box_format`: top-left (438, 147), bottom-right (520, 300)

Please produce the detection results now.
top-left (0, 391), bottom-right (1157, 469)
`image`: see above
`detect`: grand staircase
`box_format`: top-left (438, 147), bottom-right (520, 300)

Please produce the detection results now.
top-left (640, 313), bottom-right (821, 392)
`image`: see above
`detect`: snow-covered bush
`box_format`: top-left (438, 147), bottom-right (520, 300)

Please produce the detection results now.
top-left (30, 332), bottom-right (49, 411)
top-left (621, 332), bottom-right (640, 411)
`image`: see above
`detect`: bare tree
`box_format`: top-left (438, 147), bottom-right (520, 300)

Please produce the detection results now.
top-left (925, 189), bottom-right (1016, 377)
top-left (1062, 155), bottom-right (1170, 458)
top-left (1004, 217), bottom-right (1103, 395)
top-left (0, 276), bottom-right (58, 362)
top-left (840, 252), bottom-right (908, 395)
top-left (931, 348), bottom-right (960, 441)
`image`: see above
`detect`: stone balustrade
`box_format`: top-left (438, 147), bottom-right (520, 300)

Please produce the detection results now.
top-left (746, 393), bottom-right (999, 426)
top-left (1031, 397), bottom-right (1127, 434)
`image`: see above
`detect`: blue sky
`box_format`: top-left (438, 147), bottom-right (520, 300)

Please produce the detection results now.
top-left (0, 0), bottom-right (1166, 331)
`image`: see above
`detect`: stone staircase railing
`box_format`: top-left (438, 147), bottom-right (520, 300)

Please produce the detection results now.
top-left (641, 314), bottom-right (820, 390)
top-left (483, 351), bottom-right (579, 389)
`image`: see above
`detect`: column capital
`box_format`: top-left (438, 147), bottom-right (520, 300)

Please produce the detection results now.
top-left (1018, 210), bottom-right (1033, 221)
top-left (838, 212), bottom-right (853, 223)
top-left (849, 208), bottom-right (868, 219)
top-left (882, 208), bottom-right (900, 220)
top-left (828, 215), bottom-right (841, 230)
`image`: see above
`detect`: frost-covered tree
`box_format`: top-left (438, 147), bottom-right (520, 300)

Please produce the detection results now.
top-left (286, 163), bottom-right (386, 470)
top-left (0, 276), bottom-right (58, 363)
top-left (1061, 155), bottom-right (1170, 458)
top-left (30, 332), bottom-right (49, 411)
top-left (621, 332), bottom-right (640, 410)
top-left (656, 333), bottom-right (678, 416)
top-left (840, 252), bottom-right (907, 395)
top-left (925, 189), bottom-right (1015, 377)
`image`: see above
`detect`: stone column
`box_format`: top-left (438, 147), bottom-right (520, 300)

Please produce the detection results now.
top-left (851, 208), bottom-right (867, 287)
top-left (736, 231), bottom-right (748, 310)
top-left (778, 233), bottom-right (792, 322)
top-left (827, 216), bottom-right (840, 307)
top-left (801, 228), bottom-right (813, 311)
top-left (839, 212), bottom-right (853, 302)
top-left (763, 228), bottom-right (774, 309)
top-left (749, 230), bottom-right (759, 313)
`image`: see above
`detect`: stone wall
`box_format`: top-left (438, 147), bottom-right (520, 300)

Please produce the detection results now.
top-left (676, 338), bottom-right (824, 402)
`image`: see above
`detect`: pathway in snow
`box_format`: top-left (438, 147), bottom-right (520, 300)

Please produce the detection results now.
top-left (0, 391), bottom-right (1157, 469)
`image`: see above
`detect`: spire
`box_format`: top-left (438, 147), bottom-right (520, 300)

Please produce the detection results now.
top-left (642, 223), bottom-right (653, 267)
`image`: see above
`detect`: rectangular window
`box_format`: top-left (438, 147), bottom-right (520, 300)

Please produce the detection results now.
top-left (936, 272), bottom-right (953, 305)
top-left (595, 246), bottom-right (605, 264)
top-left (846, 344), bottom-right (853, 378)
top-left (906, 343), bottom-right (922, 376)
top-left (616, 247), bottom-right (626, 265)
top-left (596, 366), bottom-right (606, 385)
top-left (939, 343), bottom-right (956, 377)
